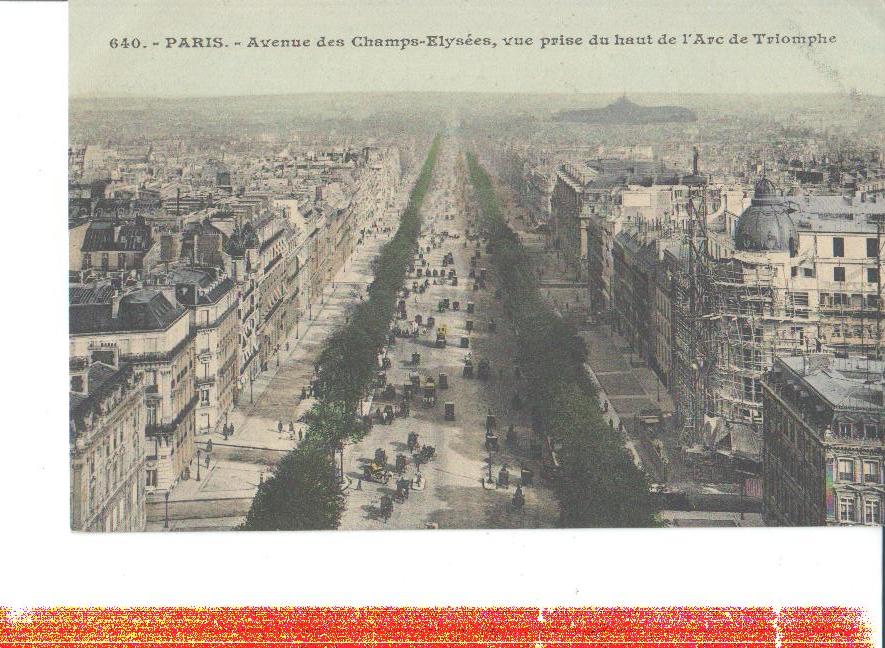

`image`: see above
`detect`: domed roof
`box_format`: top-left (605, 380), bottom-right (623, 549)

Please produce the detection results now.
top-left (734, 177), bottom-right (797, 253)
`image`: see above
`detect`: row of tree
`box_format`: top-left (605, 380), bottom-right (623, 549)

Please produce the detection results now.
top-left (241, 137), bottom-right (442, 531)
top-left (465, 152), bottom-right (658, 527)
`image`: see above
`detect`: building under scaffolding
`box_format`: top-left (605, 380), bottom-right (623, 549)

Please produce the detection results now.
top-left (674, 177), bottom-right (885, 455)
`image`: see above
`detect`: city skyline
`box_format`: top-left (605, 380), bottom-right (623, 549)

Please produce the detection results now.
top-left (68, 91), bottom-right (885, 530)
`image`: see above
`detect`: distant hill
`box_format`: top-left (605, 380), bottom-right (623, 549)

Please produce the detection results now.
top-left (554, 96), bottom-right (697, 124)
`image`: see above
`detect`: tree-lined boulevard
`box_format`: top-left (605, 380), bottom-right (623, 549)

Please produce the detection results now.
top-left (237, 137), bottom-right (656, 530)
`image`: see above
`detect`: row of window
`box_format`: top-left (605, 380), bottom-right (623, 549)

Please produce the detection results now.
top-left (839, 496), bottom-right (881, 525)
top-left (830, 266), bottom-right (880, 284)
top-left (831, 421), bottom-right (881, 440)
top-left (82, 253), bottom-right (130, 270)
top-left (833, 458), bottom-right (882, 483)
top-left (831, 237), bottom-right (880, 259)
top-left (821, 292), bottom-right (880, 308)
top-left (792, 266), bottom-right (881, 283)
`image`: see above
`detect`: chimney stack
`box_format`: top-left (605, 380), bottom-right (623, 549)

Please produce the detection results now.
top-left (111, 289), bottom-right (122, 319)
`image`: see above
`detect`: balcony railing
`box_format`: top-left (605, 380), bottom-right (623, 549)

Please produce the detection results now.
top-left (122, 333), bottom-right (194, 366)
top-left (145, 395), bottom-right (198, 437)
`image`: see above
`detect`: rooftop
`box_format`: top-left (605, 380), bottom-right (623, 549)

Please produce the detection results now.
top-left (778, 354), bottom-right (885, 414)
top-left (70, 288), bottom-right (184, 334)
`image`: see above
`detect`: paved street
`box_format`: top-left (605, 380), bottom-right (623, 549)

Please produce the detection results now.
top-left (340, 145), bottom-right (560, 529)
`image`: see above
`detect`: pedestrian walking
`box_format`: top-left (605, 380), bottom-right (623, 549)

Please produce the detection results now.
top-left (205, 452), bottom-right (210, 468)
top-left (206, 439), bottom-right (213, 453)
top-left (298, 429), bottom-right (303, 442)
top-left (288, 421), bottom-right (294, 433)
top-left (356, 479), bottom-right (362, 491)
top-left (278, 420), bottom-right (283, 434)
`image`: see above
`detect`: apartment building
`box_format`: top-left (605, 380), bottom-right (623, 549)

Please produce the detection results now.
top-left (762, 354), bottom-right (884, 526)
top-left (70, 345), bottom-right (147, 532)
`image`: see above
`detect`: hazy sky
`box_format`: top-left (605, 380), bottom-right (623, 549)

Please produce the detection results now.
top-left (70, 0), bottom-right (885, 98)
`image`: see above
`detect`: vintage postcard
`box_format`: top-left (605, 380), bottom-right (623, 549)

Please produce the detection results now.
top-left (67, 0), bottom-right (885, 532)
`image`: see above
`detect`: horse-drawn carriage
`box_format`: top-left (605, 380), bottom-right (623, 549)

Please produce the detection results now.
top-left (422, 380), bottom-right (437, 407)
top-left (413, 444), bottom-right (435, 464)
top-left (364, 462), bottom-right (391, 484)
top-left (477, 359), bottom-right (490, 380)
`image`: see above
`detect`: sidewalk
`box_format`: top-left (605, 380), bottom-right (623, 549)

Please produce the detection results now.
top-left (208, 184), bottom-right (413, 454)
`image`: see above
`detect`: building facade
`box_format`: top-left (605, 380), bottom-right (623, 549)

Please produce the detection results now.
top-left (70, 287), bottom-right (197, 494)
top-left (762, 354), bottom-right (884, 526)
top-left (70, 346), bottom-right (146, 532)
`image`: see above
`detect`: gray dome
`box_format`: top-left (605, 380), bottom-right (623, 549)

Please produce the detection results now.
top-left (734, 178), bottom-right (797, 253)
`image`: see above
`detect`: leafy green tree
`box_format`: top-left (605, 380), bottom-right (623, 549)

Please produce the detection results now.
top-left (240, 441), bottom-right (344, 531)
top-left (555, 439), bottom-right (658, 527)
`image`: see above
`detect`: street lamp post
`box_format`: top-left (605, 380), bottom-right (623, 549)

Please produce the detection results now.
top-left (163, 490), bottom-right (170, 529)
top-left (338, 441), bottom-right (345, 485)
top-left (249, 372), bottom-right (254, 404)
top-left (487, 446), bottom-right (494, 483)
top-left (196, 449), bottom-right (201, 482)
